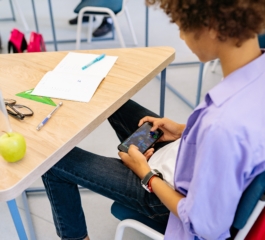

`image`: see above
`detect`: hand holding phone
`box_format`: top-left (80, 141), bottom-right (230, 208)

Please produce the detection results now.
top-left (118, 122), bottom-right (164, 153)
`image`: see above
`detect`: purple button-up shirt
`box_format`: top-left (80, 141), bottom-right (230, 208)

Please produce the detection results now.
top-left (165, 52), bottom-right (265, 240)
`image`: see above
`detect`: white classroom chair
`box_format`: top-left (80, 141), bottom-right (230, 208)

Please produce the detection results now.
top-left (112, 171), bottom-right (265, 240)
top-left (76, 0), bottom-right (137, 49)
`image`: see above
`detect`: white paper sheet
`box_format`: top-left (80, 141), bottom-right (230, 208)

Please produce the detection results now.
top-left (31, 52), bottom-right (118, 102)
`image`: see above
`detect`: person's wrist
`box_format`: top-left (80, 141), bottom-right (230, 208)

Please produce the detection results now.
top-left (139, 167), bottom-right (151, 180)
top-left (141, 169), bottom-right (163, 193)
top-left (177, 123), bottom-right (186, 138)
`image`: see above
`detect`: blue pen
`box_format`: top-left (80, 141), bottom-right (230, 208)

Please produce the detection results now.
top-left (82, 54), bottom-right (106, 70)
top-left (36, 102), bottom-right (63, 131)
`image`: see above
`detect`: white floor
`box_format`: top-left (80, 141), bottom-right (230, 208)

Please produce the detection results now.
top-left (0, 0), bottom-right (223, 239)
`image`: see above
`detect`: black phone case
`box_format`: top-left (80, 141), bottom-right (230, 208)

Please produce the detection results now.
top-left (117, 122), bottom-right (163, 153)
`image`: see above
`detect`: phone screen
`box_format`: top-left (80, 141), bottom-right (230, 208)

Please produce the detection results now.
top-left (118, 122), bottom-right (163, 153)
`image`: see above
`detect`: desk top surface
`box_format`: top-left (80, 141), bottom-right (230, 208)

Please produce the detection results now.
top-left (0, 47), bottom-right (175, 201)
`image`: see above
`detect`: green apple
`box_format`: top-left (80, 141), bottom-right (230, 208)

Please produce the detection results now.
top-left (0, 132), bottom-right (26, 162)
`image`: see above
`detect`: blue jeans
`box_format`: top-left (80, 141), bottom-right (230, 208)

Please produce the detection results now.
top-left (42, 100), bottom-right (170, 240)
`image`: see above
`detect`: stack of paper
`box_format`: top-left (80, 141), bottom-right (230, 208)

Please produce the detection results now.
top-left (32, 52), bottom-right (118, 102)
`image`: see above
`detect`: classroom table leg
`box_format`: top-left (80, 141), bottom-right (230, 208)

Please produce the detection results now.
top-left (195, 63), bottom-right (204, 106)
top-left (156, 62), bottom-right (204, 110)
top-left (10, 0), bottom-right (16, 21)
top-left (30, 0), bottom-right (39, 33)
top-left (47, 0), bottom-right (58, 51)
top-left (145, 6), bottom-right (149, 47)
top-left (7, 199), bottom-right (28, 240)
top-left (160, 68), bottom-right (166, 117)
top-left (22, 192), bottom-right (37, 240)
top-left (0, 0), bottom-right (15, 21)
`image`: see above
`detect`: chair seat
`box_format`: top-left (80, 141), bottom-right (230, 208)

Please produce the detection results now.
top-left (81, 11), bottom-right (120, 15)
top-left (76, 1), bottom-right (138, 49)
top-left (74, 0), bottom-right (122, 14)
top-left (111, 202), bottom-right (167, 234)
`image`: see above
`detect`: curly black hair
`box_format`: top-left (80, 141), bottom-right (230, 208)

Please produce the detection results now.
top-left (146, 0), bottom-right (265, 45)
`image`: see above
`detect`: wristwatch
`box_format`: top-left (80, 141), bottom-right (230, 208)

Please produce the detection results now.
top-left (141, 169), bottom-right (163, 193)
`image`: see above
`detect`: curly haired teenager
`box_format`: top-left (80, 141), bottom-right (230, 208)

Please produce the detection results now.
top-left (42, 0), bottom-right (265, 239)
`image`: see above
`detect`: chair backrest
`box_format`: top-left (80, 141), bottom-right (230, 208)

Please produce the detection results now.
top-left (232, 170), bottom-right (265, 229)
top-left (258, 34), bottom-right (265, 48)
top-left (116, 0), bottom-right (127, 16)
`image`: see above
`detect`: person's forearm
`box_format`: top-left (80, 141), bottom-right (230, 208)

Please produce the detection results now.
top-left (150, 177), bottom-right (185, 217)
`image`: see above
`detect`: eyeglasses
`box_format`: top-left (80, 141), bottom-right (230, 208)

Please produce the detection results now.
top-left (4, 99), bottom-right (34, 120)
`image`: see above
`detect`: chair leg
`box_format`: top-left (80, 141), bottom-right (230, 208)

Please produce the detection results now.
top-left (76, 7), bottom-right (126, 48)
top-left (109, 14), bottom-right (126, 48)
top-left (7, 199), bottom-right (28, 240)
top-left (76, 12), bottom-right (84, 50)
top-left (87, 14), bottom-right (94, 44)
top-left (114, 219), bottom-right (164, 240)
top-left (124, 7), bottom-right (138, 46)
top-left (114, 221), bottom-right (126, 240)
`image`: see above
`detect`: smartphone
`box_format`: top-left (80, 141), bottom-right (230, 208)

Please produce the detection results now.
top-left (118, 122), bottom-right (164, 153)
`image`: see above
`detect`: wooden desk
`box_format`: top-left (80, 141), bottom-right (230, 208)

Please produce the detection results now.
top-left (0, 46), bottom-right (174, 239)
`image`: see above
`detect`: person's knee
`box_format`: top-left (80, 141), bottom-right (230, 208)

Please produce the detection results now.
top-left (108, 99), bottom-right (134, 121)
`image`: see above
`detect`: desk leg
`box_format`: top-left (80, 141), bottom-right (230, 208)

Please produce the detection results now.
top-left (31, 0), bottom-right (39, 33)
top-left (47, 0), bottom-right (58, 51)
top-left (22, 192), bottom-right (37, 240)
top-left (7, 199), bottom-right (28, 240)
top-left (195, 63), bottom-right (204, 106)
top-left (160, 68), bottom-right (166, 117)
top-left (145, 6), bottom-right (149, 47)
top-left (10, 0), bottom-right (16, 21)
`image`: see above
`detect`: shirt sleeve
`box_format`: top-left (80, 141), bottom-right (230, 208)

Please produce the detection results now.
top-left (177, 123), bottom-right (249, 240)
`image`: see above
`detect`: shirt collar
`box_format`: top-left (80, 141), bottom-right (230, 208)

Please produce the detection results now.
top-left (207, 50), bottom-right (265, 107)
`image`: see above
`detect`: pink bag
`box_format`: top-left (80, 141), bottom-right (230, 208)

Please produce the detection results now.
top-left (27, 32), bottom-right (46, 52)
top-left (8, 28), bottom-right (28, 53)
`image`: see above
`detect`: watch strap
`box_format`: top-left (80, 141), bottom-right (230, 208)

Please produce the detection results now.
top-left (141, 169), bottom-right (163, 193)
